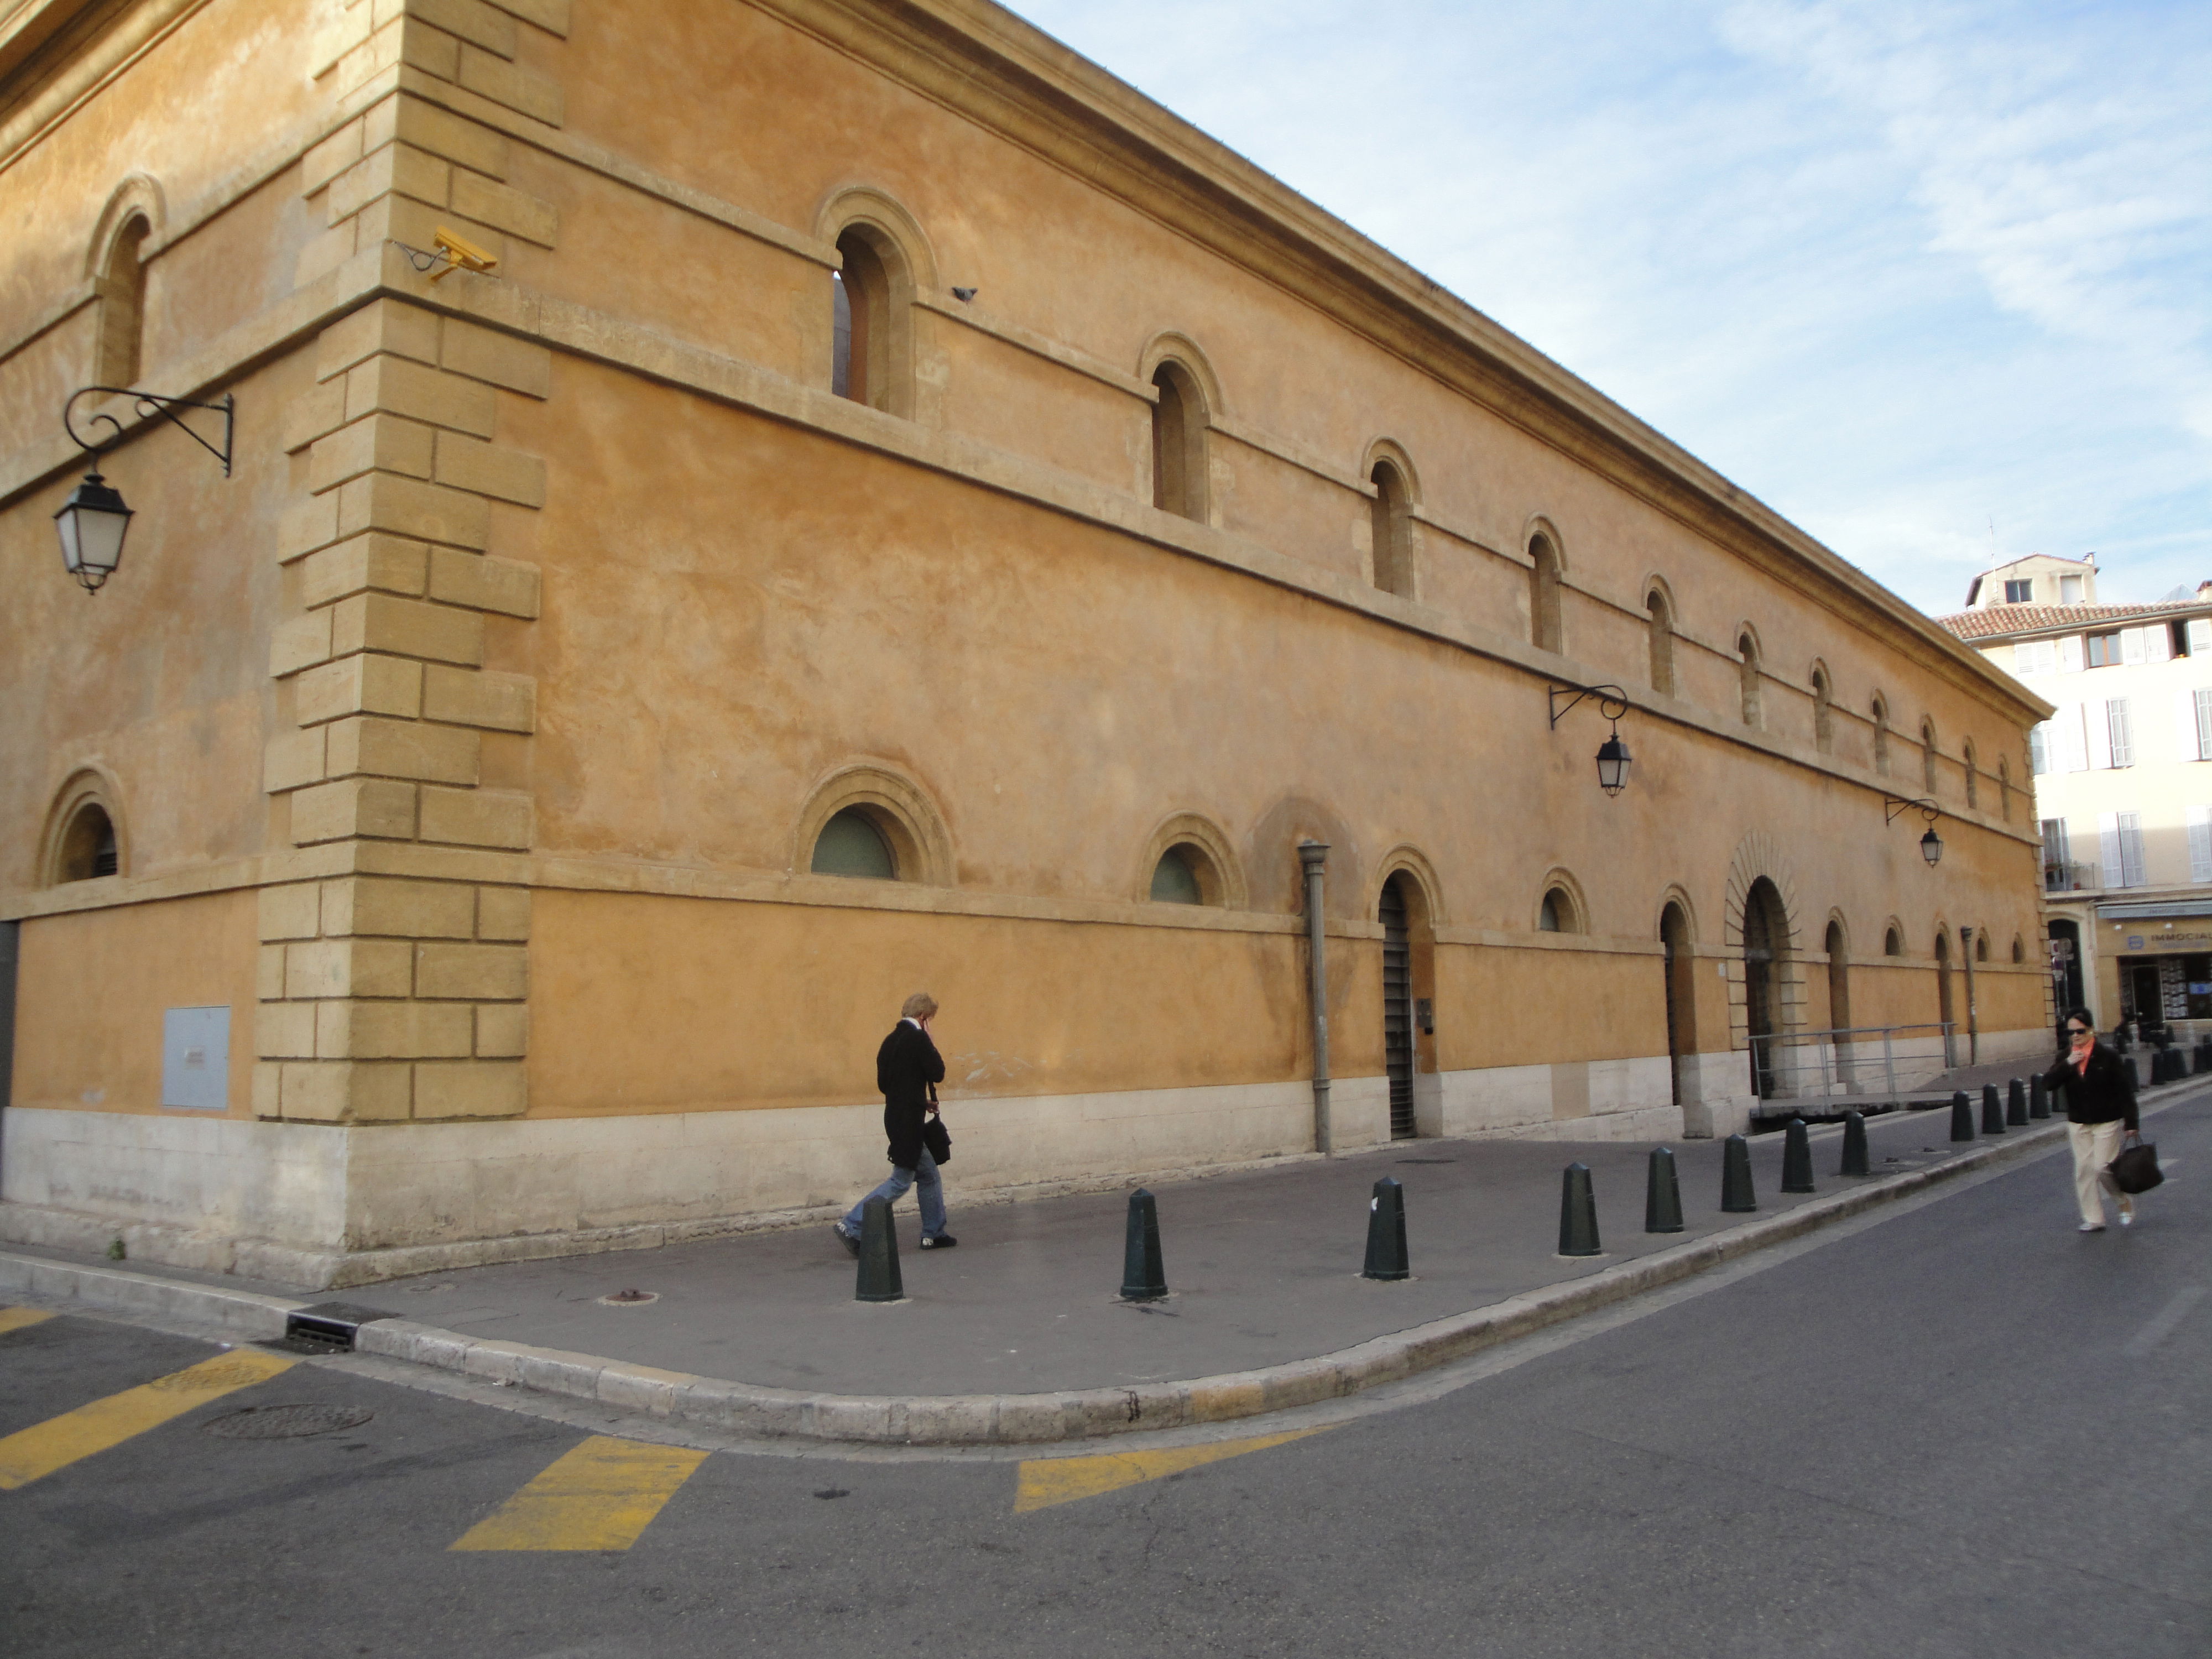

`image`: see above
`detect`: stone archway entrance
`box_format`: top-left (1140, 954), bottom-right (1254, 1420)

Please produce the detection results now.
top-left (1743, 877), bottom-right (1787, 1099)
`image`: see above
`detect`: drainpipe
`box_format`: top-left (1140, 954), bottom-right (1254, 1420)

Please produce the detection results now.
top-left (1300, 839), bottom-right (1333, 1155)
top-left (1961, 926), bottom-right (1979, 1064)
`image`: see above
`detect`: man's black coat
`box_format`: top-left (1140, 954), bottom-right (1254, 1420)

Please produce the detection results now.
top-left (877, 1020), bottom-right (946, 1171)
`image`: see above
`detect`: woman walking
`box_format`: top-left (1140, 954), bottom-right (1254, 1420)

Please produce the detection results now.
top-left (2043, 1007), bottom-right (2140, 1233)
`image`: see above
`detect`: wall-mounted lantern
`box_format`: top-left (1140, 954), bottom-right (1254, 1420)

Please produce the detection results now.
top-left (1550, 682), bottom-right (1634, 797)
top-left (1884, 796), bottom-right (1944, 866)
top-left (56, 387), bottom-right (233, 594)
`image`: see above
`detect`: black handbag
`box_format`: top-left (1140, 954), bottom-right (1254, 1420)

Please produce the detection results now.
top-left (921, 1084), bottom-right (951, 1166)
top-left (2109, 1134), bottom-right (2162, 1195)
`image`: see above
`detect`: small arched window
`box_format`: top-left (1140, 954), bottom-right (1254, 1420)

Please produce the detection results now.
top-left (1963, 740), bottom-right (1979, 809)
top-left (1872, 696), bottom-right (1892, 777)
top-left (811, 807), bottom-right (897, 880)
top-left (1151, 361), bottom-right (1208, 522)
top-left (1537, 884), bottom-right (1581, 934)
top-left (1975, 932), bottom-right (1990, 963)
top-left (56, 801), bottom-right (119, 882)
top-left (95, 213), bottom-right (151, 387)
top-left (1369, 460), bottom-right (1413, 598)
top-left (2012, 935), bottom-right (2025, 963)
top-left (1884, 925), bottom-right (1903, 957)
top-left (1646, 587), bottom-right (1674, 696)
top-left (1150, 841), bottom-right (1229, 906)
top-left (1921, 719), bottom-right (1940, 792)
top-left (831, 228), bottom-right (894, 410)
top-left (1528, 535), bottom-right (1563, 654)
top-left (1811, 664), bottom-right (1834, 754)
top-left (1737, 630), bottom-right (1762, 727)
top-left (1997, 757), bottom-right (2012, 822)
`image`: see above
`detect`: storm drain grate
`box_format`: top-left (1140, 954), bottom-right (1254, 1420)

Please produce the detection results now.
top-left (204, 1403), bottom-right (375, 1440)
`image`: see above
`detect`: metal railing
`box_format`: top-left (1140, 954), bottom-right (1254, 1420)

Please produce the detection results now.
top-left (2044, 861), bottom-right (2101, 894)
top-left (1747, 1022), bottom-right (1957, 1109)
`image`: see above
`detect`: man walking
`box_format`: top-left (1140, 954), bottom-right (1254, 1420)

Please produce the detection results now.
top-left (834, 993), bottom-right (957, 1253)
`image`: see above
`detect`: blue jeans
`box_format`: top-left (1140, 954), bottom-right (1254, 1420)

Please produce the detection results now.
top-left (841, 1147), bottom-right (947, 1240)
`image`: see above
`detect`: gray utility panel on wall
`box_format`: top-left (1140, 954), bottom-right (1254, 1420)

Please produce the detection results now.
top-left (160, 1006), bottom-right (231, 1110)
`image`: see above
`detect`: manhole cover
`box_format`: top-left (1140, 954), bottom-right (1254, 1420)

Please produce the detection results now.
top-left (204, 1403), bottom-right (374, 1440)
top-left (596, 1288), bottom-right (660, 1306)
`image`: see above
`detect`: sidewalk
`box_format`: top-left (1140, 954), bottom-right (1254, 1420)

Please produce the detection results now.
top-left (18, 1077), bottom-right (2195, 1448)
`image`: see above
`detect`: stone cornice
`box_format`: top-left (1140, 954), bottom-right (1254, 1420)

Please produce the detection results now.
top-left (0, 0), bottom-right (207, 173)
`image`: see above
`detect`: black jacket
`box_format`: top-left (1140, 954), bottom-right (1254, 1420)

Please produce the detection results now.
top-left (2042, 1042), bottom-right (2139, 1131)
top-left (876, 1020), bottom-right (946, 1170)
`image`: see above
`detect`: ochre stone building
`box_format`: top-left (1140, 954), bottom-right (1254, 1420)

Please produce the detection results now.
top-left (0, 0), bottom-right (2052, 1285)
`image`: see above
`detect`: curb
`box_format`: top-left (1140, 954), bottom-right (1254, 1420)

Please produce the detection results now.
top-left (1, 1090), bottom-right (2190, 1446)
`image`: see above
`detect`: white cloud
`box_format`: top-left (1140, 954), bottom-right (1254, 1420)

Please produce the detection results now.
top-left (1009, 0), bottom-right (2212, 612)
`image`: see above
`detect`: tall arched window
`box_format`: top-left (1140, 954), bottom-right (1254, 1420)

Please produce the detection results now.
top-left (1811, 664), bottom-right (1834, 754)
top-left (1528, 535), bottom-right (1563, 653)
top-left (1646, 586), bottom-right (1675, 696)
top-left (1736, 629), bottom-right (1762, 727)
top-left (1151, 361), bottom-right (1208, 521)
top-left (95, 214), bottom-right (151, 387)
top-left (1871, 695), bottom-right (1892, 776)
top-left (1997, 756), bottom-right (2012, 822)
top-left (1963, 740), bottom-right (1979, 809)
top-left (831, 228), bottom-right (895, 410)
top-left (1369, 459), bottom-right (1413, 597)
top-left (1824, 917), bottom-right (1851, 1035)
top-left (1921, 719), bottom-right (1940, 792)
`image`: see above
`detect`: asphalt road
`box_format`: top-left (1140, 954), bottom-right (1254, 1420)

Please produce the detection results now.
top-left (5, 1097), bottom-right (2206, 1658)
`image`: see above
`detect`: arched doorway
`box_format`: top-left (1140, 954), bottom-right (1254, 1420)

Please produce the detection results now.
top-left (1661, 901), bottom-right (1695, 1106)
top-left (1379, 875), bottom-right (1415, 1140)
top-left (1743, 878), bottom-right (1787, 1099)
top-left (1825, 919), bottom-right (1851, 1087)
top-left (1935, 928), bottom-right (1955, 1066)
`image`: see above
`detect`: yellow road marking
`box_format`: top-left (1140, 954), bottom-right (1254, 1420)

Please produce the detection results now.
top-left (450, 1436), bottom-right (710, 1552)
top-left (1015, 1426), bottom-right (1330, 1512)
top-left (0, 1307), bottom-right (57, 1338)
top-left (0, 1348), bottom-right (295, 1490)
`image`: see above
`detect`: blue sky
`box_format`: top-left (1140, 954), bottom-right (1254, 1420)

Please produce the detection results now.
top-left (1011, 0), bottom-right (2211, 618)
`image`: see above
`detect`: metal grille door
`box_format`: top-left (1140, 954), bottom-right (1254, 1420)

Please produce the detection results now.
top-left (1381, 881), bottom-right (1415, 1139)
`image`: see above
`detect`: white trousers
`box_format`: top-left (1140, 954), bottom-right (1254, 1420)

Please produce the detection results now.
top-left (2068, 1120), bottom-right (2133, 1225)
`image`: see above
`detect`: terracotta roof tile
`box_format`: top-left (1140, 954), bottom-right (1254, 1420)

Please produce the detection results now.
top-left (1937, 601), bottom-right (2199, 641)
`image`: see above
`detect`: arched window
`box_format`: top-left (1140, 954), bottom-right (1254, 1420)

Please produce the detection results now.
top-left (1149, 840), bottom-right (1230, 906)
top-left (1921, 719), bottom-right (1940, 792)
top-left (1646, 586), bottom-right (1675, 696)
top-left (2012, 935), bottom-right (2025, 963)
top-left (1884, 924), bottom-right (1902, 957)
top-left (1369, 459), bottom-right (1413, 597)
top-left (1871, 696), bottom-right (1892, 776)
top-left (811, 806), bottom-right (896, 879)
top-left (1963, 740), bottom-right (1980, 808)
top-left (95, 213), bottom-right (150, 387)
top-left (1151, 360), bottom-right (1208, 521)
top-left (1736, 629), bottom-right (1762, 727)
top-left (55, 801), bottom-right (119, 882)
top-left (1811, 664), bottom-right (1834, 754)
top-left (831, 227), bottom-right (895, 410)
top-left (1997, 756), bottom-right (2012, 822)
top-left (1975, 932), bottom-right (1990, 963)
top-left (1528, 535), bottom-right (1563, 653)
top-left (1537, 883), bottom-right (1582, 934)
top-left (1824, 917), bottom-right (1851, 1035)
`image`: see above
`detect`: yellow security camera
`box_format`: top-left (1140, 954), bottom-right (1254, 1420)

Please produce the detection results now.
top-left (430, 226), bottom-right (498, 282)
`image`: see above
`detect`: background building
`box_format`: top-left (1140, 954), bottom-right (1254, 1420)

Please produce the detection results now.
top-left (1943, 555), bottom-right (2212, 1032)
top-left (2, 0), bottom-right (2049, 1286)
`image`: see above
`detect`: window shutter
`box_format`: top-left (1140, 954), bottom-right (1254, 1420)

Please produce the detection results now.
top-left (2120, 813), bottom-right (2146, 888)
top-left (2147, 624), bottom-right (2173, 662)
top-left (2198, 688), bottom-right (2212, 761)
top-left (2192, 619), bottom-right (2212, 656)
top-left (2059, 703), bottom-right (2089, 773)
top-left (2086, 700), bottom-right (2114, 770)
top-left (2100, 812), bottom-right (2124, 887)
top-left (2107, 698), bottom-right (2132, 766)
top-left (2012, 641), bottom-right (2036, 674)
top-left (2180, 691), bottom-right (2202, 761)
top-left (2030, 723), bottom-right (2049, 775)
top-left (2042, 817), bottom-right (2069, 868)
top-left (2122, 627), bottom-right (2147, 665)
top-left (2190, 808), bottom-right (2212, 884)
top-left (2059, 634), bottom-right (2085, 673)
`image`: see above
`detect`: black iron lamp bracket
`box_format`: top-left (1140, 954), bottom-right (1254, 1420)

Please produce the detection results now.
top-left (1548, 682), bottom-right (1629, 728)
top-left (1883, 795), bottom-right (1940, 828)
top-left (65, 387), bottom-right (234, 477)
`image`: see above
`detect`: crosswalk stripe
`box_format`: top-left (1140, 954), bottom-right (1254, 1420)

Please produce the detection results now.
top-left (450, 1435), bottom-right (710, 1552)
top-left (0, 1307), bottom-right (57, 1338)
top-left (0, 1348), bottom-right (296, 1490)
top-left (1015, 1426), bottom-right (1329, 1512)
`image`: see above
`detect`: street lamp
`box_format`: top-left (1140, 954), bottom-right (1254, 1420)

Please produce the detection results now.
top-left (1884, 796), bottom-right (1944, 865)
top-left (1549, 682), bottom-right (1635, 798)
top-left (56, 386), bottom-right (233, 594)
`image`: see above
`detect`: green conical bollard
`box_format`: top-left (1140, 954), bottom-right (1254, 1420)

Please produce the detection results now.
top-left (1981, 1083), bottom-right (2006, 1135)
top-left (1720, 1134), bottom-right (1757, 1213)
top-left (1949, 1091), bottom-right (1975, 1141)
top-left (1839, 1110), bottom-right (1870, 1176)
top-left (2029, 1075), bottom-right (2050, 1119)
top-left (1558, 1162), bottom-right (1601, 1256)
top-left (2007, 1079), bottom-right (2028, 1126)
top-left (1781, 1117), bottom-right (1815, 1193)
top-left (1119, 1187), bottom-right (1168, 1300)
top-left (1644, 1146), bottom-right (1684, 1233)
top-left (854, 1194), bottom-right (904, 1303)
top-left (1362, 1176), bottom-right (1410, 1280)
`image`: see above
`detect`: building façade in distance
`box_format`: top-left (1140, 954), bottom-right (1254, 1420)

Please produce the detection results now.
top-left (0, 0), bottom-right (2053, 1285)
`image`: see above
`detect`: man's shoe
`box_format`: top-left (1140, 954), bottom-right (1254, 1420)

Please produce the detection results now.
top-left (919, 1233), bottom-right (958, 1249)
top-left (833, 1225), bottom-right (859, 1258)
top-left (2078, 1222), bottom-right (2105, 1233)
